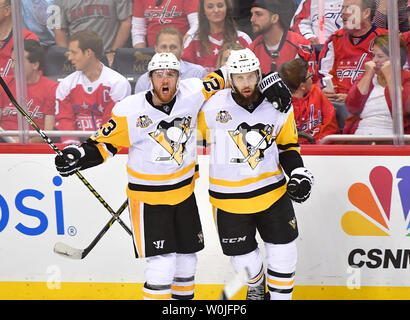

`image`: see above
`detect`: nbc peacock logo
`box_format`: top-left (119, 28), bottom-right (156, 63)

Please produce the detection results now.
top-left (341, 166), bottom-right (410, 237)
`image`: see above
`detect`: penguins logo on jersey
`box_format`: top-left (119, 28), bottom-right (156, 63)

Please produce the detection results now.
top-left (136, 115), bottom-right (153, 128)
top-left (216, 110), bottom-right (232, 124)
top-left (229, 122), bottom-right (275, 169)
top-left (149, 116), bottom-right (193, 165)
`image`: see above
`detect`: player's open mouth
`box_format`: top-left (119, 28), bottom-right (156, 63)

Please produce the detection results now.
top-left (162, 87), bottom-right (170, 94)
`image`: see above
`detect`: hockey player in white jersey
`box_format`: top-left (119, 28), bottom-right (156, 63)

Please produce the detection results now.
top-left (54, 52), bottom-right (224, 300)
top-left (198, 49), bottom-right (314, 300)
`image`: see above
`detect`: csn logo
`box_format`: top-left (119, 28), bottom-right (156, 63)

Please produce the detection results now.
top-left (0, 176), bottom-right (70, 236)
top-left (341, 166), bottom-right (410, 269)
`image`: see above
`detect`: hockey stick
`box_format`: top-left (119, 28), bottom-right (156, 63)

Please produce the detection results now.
top-left (54, 199), bottom-right (130, 259)
top-left (220, 268), bottom-right (250, 300)
top-left (0, 76), bottom-right (132, 236)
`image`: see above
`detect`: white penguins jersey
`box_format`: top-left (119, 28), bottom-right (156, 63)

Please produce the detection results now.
top-left (89, 73), bottom-right (226, 206)
top-left (198, 89), bottom-right (300, 214)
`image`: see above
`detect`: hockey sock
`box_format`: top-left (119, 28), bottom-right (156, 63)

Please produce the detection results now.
top-left (171, 276), bottom-right (195, 300)
top-left (230, 248), bottom-right (264, 286)
top-left (143, 253), bottom-right (176, 300)
top-left (265, 241), bottom-right (297, 300)
top-left (171, 253), bottom-right (197, 300)
top-left (143, 282), bottom-right (172, 300)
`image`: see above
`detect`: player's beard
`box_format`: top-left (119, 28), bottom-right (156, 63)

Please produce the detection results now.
top-left (153, 85), bottom-right (177, 104)
top-left (232, 85), bottom-right (260, 107)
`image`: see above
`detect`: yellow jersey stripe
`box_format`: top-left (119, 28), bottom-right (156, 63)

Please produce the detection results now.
top-left (127, 161), bottom-right (196, 182)
top-left (210, 183), bottom-right (287, 214)
top-left (126, 171), bottom-right (199, 206)
top-left (209, 167), bottom-right (282, 187)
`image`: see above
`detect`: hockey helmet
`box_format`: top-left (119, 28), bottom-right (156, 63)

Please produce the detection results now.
top-left (148, 52), bottom-right (180, 73)
top-left (226, 48), bottom-right (261, 88)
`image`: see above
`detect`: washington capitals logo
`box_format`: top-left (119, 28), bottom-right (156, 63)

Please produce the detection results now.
top-left (149, 117), bottom-right (193, 165)
top-left (229, 123), bottom-right (275, 169)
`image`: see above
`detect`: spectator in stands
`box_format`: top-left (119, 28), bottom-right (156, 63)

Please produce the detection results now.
top-left (53, 0), bottom-right (132, 67)
top-left (318, 0), bottom-right (387, 130)
top-left (182, 0), bottom-right (252, 73)
top-left (132, 0), bottom-right (199, 48)
top-left (279, 58), bottom-right (339, 144)
top-left (135, 26), bottom-right (207, 94)
top-left (55, 30), bottom-right (131, 144)
top-left (318, 0), bottom-right (387, 100)
top-left (344, 34), bottom-right (410, 135)
top-left (0, 0), bottom-right (38, 77)
top-left (22, 0), bottom-right (55, 48)
top-left (248, 0), bottom-right (316, 75)
top-left (216, 41), bottom-right (243, 68)
top-left (373, 0), bottom-right (409, 33)
top-left (291, 0), bottom-right (343, 45)
top-left (0, 39), bottom-right (57, 143)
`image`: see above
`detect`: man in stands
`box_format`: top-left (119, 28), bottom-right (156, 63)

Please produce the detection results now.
top-left (248, 0), bottom-right (316, 75)
top-left (317, 0), bottom-right (387, 130)
top-left (53, 0), bottom-right (132, 67)
top-left (55, 30), bottom-right (131, 144)
top-left (291, 0), bottom-right (343, 44)
top-left (318, 0), bottom-right (387, 102)
top-left (0, 39), bottom-right (57, 143)
top-left (0, 0), bottom-right (38, 77)
top-left (134, 26), bottom-right (206, 94)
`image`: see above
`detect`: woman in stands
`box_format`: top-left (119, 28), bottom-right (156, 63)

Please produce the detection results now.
top-left (344, 34), bottom-right (410, 135)
top-left (182, 0), bottom-right (252, 73)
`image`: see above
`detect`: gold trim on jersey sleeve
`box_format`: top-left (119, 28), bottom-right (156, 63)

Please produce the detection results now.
top-left (201, 70), bottom-right (227, 101)
top-left (127, 161), bottom-right (196, 182)
top-left (276, 111), bottom-right (300, 153)
top-left (197, 111), bottom-right (211, 145)
top-left (90, 113), bottom-right (130, 152)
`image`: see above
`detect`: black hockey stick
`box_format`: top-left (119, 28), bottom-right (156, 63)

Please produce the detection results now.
top-left (54, 199), bottom-right (130, 259)
top-left (0, 76), bottom-right (132, 236)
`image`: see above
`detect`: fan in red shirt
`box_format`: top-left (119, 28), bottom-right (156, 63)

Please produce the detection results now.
top-left (248, 0), bottom-right (316, 76)
top-left (318, 0), bottom-right (387, 102)
top-left (0, 39), bottom-right (57, 143)
top-left (279, 58), bottom-right (339, 144)
top-left (181, 0), bottom-right (252, 73)
top-left (132, 0), bottom-right (199, 48)
top-left (0, 0), bottom-right (38, 77)
top-left (55, 30), bottom-right (131, 144)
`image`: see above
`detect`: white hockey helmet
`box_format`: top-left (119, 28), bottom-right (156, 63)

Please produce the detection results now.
top-left (226, 48), bottom-right (261, 88)
top-left (148, 52), bottom-right (180, 73)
